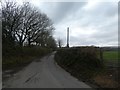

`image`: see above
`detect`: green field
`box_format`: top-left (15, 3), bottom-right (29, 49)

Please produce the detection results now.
top-left (103, 51), bottom-right (119, 61)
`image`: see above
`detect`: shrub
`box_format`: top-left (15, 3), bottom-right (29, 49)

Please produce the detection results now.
top-left (2, 46), bottom-right (52, 70)
top-left (55, 46), bottom-right (104, 79)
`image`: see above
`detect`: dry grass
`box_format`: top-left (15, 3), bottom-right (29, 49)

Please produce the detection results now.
top-left (93, 74), bottom-right (119, 88)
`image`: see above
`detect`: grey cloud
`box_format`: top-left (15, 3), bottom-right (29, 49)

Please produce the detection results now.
top-left (34, 2), bottom-right (118, 46)
top-left (91, 2), bottom-right (117, 17)
top-left (34, 2), bottom-right (87, 23)
top-left (70, 32), bottom-right (117, 46)
top-left (50, 2), bottom-right (87, 23)
top-left (92, 31), bottom-right (117, 43)
top-left (70, 35), bottom-right (98, 46)
top-left (69, 17), bottom-right (117, 46)
top-left (78, 2), bottom-right (117, 28)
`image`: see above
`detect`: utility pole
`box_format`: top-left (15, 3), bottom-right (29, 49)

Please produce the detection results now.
top-left (67, 27), bottom-right (69, 48)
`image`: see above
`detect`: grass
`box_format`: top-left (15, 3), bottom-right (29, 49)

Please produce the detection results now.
top-left (103, 51), bottom-right (119, 61)
top-left (103, 51), bottom-right (119, 68)
top-left (2, 46), bottom-right (53, 70)
top-left (99, 50), bottom-right (120, 88)
top-left (3, 56), bottom-right (35, 70)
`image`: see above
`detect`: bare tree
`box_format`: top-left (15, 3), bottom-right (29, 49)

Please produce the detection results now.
top-left (2, 2), bottom-right (55, 47)
top-left (58, 38), bottom-right (63, 48)
top-left (2, 2), bottom-right (20, 46)
top-left (46, 36), bottom-right (57, 49)
top-left (20, 2), bottom-right (54, 46)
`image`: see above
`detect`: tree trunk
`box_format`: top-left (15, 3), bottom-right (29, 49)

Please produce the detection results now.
top-left (28, 37), bottom-right (31, 46)
top-left (19, 42), bottom-right (23, 47)
top-left (28, 41), bottom-right (31, 46)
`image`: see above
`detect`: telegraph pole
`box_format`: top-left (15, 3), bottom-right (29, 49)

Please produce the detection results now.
top-left (67, 27), bottom-right (69, 48)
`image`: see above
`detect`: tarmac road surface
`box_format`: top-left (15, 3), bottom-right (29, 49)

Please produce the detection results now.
top-left (3, 52), bottom-right (92, 88)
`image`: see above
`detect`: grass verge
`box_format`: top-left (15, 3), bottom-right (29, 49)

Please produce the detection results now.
top-left (2, 46), bottom-right (52, 70)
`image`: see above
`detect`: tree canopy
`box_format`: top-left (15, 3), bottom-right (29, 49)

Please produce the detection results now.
top-left (2, 2), bottom-right (57, 48)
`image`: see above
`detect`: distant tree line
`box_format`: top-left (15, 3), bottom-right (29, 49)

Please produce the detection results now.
top-left (2, 2), bottom-right (57, 49)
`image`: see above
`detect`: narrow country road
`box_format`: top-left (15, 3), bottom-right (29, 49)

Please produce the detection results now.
top-left (3, 52), bottom-right (92, 88)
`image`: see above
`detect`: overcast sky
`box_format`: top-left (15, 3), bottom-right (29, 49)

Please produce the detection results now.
top-left (10, 0), bottom-right (119, 47)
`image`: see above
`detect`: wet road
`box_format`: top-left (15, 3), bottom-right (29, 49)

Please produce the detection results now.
top-left (3, 52), bottom-right (91, 88)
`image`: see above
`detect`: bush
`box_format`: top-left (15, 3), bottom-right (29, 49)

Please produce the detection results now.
top-left (2, 46), bottom-right (52, 70)
top-left (55, 46), bottom-right (104, 79)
